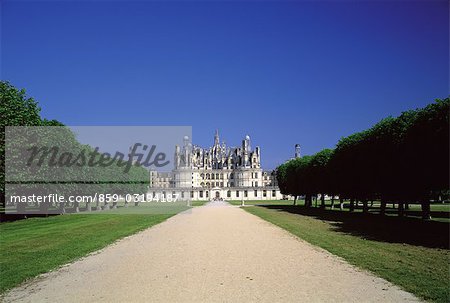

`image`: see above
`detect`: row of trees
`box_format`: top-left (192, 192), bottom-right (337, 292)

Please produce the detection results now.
top-left (1, 81), bottom-right (149, 216)
top-left (277, 98), bottom-right (449, 219)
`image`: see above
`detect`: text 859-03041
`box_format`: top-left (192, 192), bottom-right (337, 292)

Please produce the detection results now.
top-left (124, 193), bottom-right (180, 203)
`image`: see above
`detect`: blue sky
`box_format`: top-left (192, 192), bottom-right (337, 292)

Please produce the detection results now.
top-left (2, 0), bottom-right (448, 169)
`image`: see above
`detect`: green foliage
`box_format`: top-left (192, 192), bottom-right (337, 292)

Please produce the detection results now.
top-left (0, 81), bottom-right (42, 127)
top-left (277, 98), bottom-right (450, 216)
top-left (1, 81), bottom-right (42, 205)
top-left (1, 81), bottom-right (150, 213)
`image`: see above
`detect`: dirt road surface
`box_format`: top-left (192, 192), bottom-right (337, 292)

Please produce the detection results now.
top-left (2, 202), bottom-right (419, 302)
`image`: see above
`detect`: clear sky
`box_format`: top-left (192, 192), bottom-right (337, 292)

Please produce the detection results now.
top-left (2, 0), bottom-right (448, 169)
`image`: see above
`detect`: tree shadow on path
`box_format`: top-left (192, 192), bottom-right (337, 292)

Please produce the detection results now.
top-left (260, 205), bottom-right (449, 249)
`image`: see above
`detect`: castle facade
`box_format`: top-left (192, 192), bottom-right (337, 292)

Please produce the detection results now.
top-left (148, 131), bottom-right (283, 201)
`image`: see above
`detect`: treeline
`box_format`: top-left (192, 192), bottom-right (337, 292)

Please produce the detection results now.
top-left (1, 81), bottom-right (149, 215)
top-left (277, 98), bottom-right (449, 219)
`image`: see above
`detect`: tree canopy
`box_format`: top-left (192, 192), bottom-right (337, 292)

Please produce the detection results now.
top-left (277, 98), bottom-right (449, 218)
top-left (1, 81), bottom-right (149, 214)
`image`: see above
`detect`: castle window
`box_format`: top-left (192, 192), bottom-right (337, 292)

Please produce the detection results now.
top-left (272, 190), bottom-right (276, 197)
top-left (206, 191), bottom-right (209, 198)
top-left (216, 173), bottom-right (219, 179)
top-left (191, 191), bottom-right (194, 198)
top-left (263, 190), bottom-right (267, 197)
top-left (244, 190), bottom-right (248, 197)
top-left (255, 172), bottom-right (258, 178)
top-left (236, 191), bottom-right (240, 197)
top-left (255, 181), bottom-right (258, 187)
top-left (212, 174), bottom-right (215, 180)
top-left (200, 191), bottom-right (203, 198)
top-left (220, 173), bottom-right (223, 179)
top-left (254, 190), bottom-right (257, 197)
top-left (227, 190), bottom-right (231, 198)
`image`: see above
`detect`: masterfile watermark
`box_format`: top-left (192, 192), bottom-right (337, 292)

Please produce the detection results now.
top-left (6, 126), bottom-right (191, 182)
top-left (26, 143), bottom-right (170, 173)
top-left (4, 126), bottom-right (192, 215)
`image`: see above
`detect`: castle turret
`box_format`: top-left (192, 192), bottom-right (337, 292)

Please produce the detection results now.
top-left (214, 129), bottom-right (220, 146)
top-left (295, 144), bottom-right (301, 158)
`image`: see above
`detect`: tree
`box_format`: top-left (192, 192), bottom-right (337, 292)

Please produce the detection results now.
top-left (276, 97), bottom-right (449, 219)
top-left (1, 81), bottom-right (150, 217)
top-left (309, 149), bottom-right (333, 208)
top-left (1, 81), bottom-right (42, 214)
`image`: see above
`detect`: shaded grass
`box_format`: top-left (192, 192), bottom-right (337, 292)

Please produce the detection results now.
top-left (278, 199), bottom-right (450, 222)
top-left (244, 205), bottom-right (450, 303)
top-left (0, 212), bottom-right (177, 293)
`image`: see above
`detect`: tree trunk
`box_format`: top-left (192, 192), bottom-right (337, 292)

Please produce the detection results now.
top-left (362, 200), bottom-right (368, 213)
top-left (330, 196), bottom-right (335, 210)
top-left (293, 195), bottom-right (297, 206)
top-left (314, 195), bottom-right (318, 208)
top-left (421, 199), bottom-right (431, 220)
top-left (0, 193), bottom-right (5, 215)
top-left (305, 194), bottom-right (311, 207)
top-left (59, 201), bottom-right (66, 214)
top-left (349, 199), bottom-right (355, 212)
top-left (96, 197), bottom-right (101, 211)
top-left (398, 202), bottom-right (404, 217)
top-left (339, 197), bottom-right (344, 210)
top-left (320, 194), bottom-right (325, 209)
top-left (380, 198), bottom-right (386, 216)
top-left (74, 201), bottom-right (80, 213)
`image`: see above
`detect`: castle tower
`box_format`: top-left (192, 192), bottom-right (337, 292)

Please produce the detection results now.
top-left (214, 129), bottom-right (220, 146)
top-left (295, 144), bottom-right (301, 158)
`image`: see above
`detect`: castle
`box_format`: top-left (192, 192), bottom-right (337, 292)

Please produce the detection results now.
top-left (148, 130), bottom-right (283, 201)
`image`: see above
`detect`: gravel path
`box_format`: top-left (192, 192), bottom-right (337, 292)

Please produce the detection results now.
top-left (2, 201), bottom-right (419, 302)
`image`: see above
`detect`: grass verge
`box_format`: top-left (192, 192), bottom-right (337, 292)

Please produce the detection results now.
top-left (0, 212), bottom-right (177, 294)
top-left (244, 205), bottom-right (449, 303)
top-left (191, 200), bottom-right (209, 207)
top-left (227, 200), bottom-right (294, 206)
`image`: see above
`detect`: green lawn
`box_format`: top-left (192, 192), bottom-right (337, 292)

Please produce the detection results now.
top-left (227, 199), bottom-right (295, 206)
top-left (244, 205), bottom-right (449, 303)
top-left (191, 200), bottom-right (209, 207)
top-left (0, 212), bottom-right (179, 294)
top-left (275, 199), bottom-right (449, 222)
